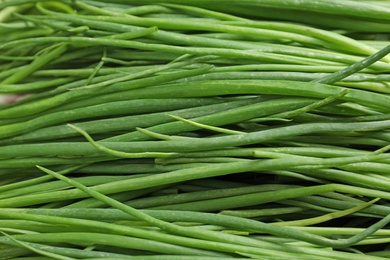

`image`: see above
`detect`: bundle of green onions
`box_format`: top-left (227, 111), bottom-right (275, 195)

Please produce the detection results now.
top-left (1, 0), bottom-right (390, 259)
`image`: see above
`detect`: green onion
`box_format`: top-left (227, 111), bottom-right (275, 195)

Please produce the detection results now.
top-left (0, 1), bottom-right (389, 259)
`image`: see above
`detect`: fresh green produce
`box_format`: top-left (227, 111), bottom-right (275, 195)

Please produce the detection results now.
top-left (0, 0), bottom-right (390, 259)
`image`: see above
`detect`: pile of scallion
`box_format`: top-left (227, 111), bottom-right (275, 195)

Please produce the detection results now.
top-left (1, 0), bottom-right (390, 259)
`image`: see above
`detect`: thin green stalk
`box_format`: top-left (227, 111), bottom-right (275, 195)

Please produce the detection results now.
top-left (0, 165), bottom-right (83, 193)
top-left (0, 36), bottom-right (330, 67)
top-left (314, 45), bottom-right (390, 84)
top-left (0, 62), bottom-right (213, 118)
top-left (0, 204), bottom-right (337, 259)
top-left (73, 7), bottom-right (326, 47)
top-left (2, 119), bottom-right (390, 159)
top-left (274, 198), bottom-right (380, 227)
top-left (0, 98), bottom-right (217, 139)
top-left (124, 184), bottom-right (289, 209)
top-left (220, 207), bottom-right (306, 218)
top-left (36, 165), bottom-right (390, 251)
top-left (0, 175), bottom-right (138, 200)
top-left (1, 232), bottom-right (76, 260)
top-left (164, 3), bottom-right (246, 21)
top-left (0, 98), bottom-right (236, 144)
top-left (68, 124), bottom-right (175, 158)
top-left (0, 77), bottom-right (77, 94)
top-left (5, 232), bottom-right (224, 257)
top-left (105, 0), bottom-right (390, 21)
top-left (33, 12), bottom-right (389, 68)
top-left (265, 88), bottom-right (349, 120)
top-left (167, 114), bottom-right (243, 135)
top-left (1, 149), bottom-right (384, 207)
top-left (0, 43), bottom-right (68, 85)
top-left (102, 98), bottom-right (313, 142)
top-left (64, 186), bottom-right (166, 209)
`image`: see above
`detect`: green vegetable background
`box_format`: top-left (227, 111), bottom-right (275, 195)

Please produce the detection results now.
top-left (0, 0), bottom-right (390, 259)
